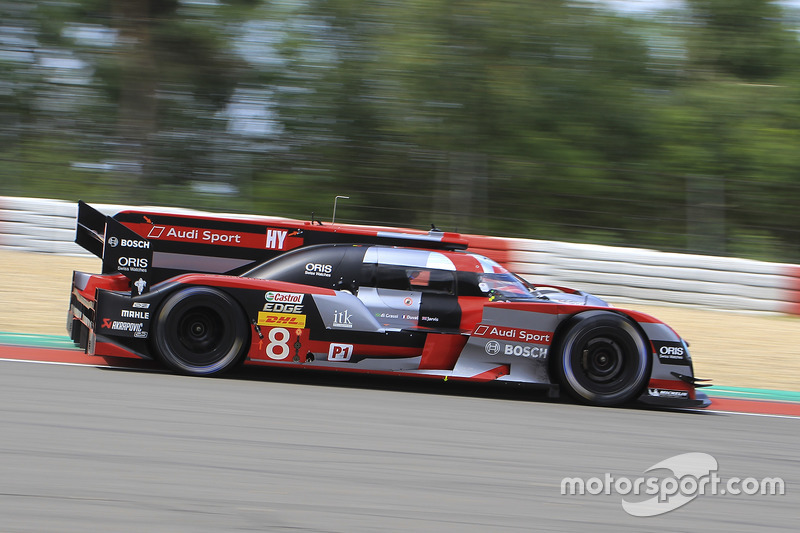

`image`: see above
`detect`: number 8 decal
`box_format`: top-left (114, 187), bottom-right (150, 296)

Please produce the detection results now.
top-left (266, 327), bottom-right (290, 360)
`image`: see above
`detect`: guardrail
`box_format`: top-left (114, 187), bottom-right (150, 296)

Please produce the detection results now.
top-left (2, 195), bottom-right (799, 315)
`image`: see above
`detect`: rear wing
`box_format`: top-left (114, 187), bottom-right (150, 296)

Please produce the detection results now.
top-left (75, 200), bottom-right (467, 293)
top-left (75, 201), bottom-right (157, 294)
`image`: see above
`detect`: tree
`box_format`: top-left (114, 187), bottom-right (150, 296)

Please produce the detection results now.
top-left (686, 0), bottom-right (796, 80)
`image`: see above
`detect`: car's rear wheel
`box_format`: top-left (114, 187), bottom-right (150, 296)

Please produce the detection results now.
top-left (555, 311), bottom-right (650, 406)
top-left (153, 287), bottom-right (249, 376)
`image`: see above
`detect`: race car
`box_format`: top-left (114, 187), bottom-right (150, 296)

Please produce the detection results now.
top-left (67, 201), bottom-right (710, 408)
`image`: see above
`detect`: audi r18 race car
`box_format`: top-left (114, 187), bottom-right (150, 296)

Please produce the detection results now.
top-left (67, 201), bottom-right (710, 408)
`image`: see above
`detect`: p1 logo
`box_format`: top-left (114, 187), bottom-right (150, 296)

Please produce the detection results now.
top-left (328, 343), bottom-right (353, 362)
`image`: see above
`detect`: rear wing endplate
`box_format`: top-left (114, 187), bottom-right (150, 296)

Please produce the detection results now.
top-left (75, 201), bottom-right (154, 294)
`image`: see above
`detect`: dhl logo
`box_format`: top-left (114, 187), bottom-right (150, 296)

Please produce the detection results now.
top-left (257, 312), bottom-right (307, 328)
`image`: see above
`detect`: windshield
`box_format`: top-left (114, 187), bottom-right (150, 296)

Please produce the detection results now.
top-left (477, 272), bottom-right (534, 300)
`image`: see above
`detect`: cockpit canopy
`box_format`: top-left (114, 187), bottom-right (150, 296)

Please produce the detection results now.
top-left (244, 244), bottom-right (536, 300)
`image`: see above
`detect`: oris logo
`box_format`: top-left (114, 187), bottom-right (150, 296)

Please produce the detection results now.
top-left (659, 346), bottom-right (684, 356)
top-left (654, 341), bottom-right (689, 364)
top-left (305, 263), bottom-right (332, 277)
top-left (118, 257), bottom-right (148, 269)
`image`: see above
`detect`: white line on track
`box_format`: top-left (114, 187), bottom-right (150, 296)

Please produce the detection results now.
top-left (2, 357), bottom-right (799, 419)
top-left (703, 409), bottom-right (800, 420)
top-left (0, 357), bottom-right (160, 372)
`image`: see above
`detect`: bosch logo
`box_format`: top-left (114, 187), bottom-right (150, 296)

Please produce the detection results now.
top-left (120, 239), bottom-right (150, 248)
top-left (108, 237), bottom-right (119, 247)
top-left (485, 340), bottom-right (501, 355)
top-left (504, 345), bottom-right (548, 359)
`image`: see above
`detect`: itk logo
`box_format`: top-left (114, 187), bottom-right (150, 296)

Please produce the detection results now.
top-left (333, 309), bottom-right (353, 328)
top-left (561, 452), bottom-right (785, 517)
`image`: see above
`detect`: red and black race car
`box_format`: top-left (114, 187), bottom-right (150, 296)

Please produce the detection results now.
top-left (68, 201), bottom-right (710, 407)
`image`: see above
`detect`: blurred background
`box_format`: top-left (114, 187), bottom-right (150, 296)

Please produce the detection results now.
top-left (2, 0), bottom-right (800, 262)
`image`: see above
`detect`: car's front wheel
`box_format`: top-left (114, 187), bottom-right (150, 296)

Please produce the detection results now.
top-left (153, 286), bottom-right (249, 376)
top-left (554, 311), bottom-right (650, 406)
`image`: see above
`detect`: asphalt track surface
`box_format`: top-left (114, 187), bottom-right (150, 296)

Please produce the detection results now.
top-left (0, 351), bottom-right (797, 532)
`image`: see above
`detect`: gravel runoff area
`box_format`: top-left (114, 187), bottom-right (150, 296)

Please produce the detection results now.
top-left (1, 249), bottom-right (798, 392)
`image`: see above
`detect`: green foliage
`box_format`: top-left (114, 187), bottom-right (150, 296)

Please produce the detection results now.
top-left (2, 0), bottom-right (800, 262)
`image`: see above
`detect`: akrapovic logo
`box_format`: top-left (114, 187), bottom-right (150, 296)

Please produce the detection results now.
top-left (101, 318), bottom-right (143, 332)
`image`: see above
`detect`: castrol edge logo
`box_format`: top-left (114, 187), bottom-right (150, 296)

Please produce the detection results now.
top-left (265, 291), bottom-right (303, 304)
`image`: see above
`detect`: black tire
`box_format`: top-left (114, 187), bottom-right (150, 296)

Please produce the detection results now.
top-left (153, 287), bottom-right (249, 376)
top-left (555, 311), bottom-right (650, 406)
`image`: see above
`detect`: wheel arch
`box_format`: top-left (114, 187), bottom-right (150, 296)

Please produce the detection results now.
top-left (150, 284), bottom-right (252, 376)
top-left (547, 309), bottom-right (653, 406)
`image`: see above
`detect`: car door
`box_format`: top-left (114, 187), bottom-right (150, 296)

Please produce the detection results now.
top-left (357, 262), bottom-right (461, 331)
